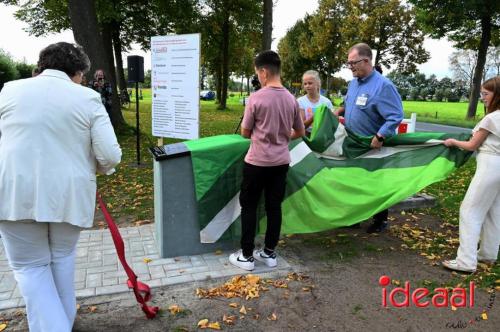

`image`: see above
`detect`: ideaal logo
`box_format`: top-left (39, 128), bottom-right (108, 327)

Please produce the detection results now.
top-left (379, 275), bottom-right (496, 329)
top-left (379, 275), bottom-right (474, 308)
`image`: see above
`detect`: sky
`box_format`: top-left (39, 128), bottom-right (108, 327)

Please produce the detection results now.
top-left (0, 1), bottom-right (455, 80)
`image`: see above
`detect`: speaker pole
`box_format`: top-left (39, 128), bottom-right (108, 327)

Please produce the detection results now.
top-left (135, 81), bottom-right (140, 165)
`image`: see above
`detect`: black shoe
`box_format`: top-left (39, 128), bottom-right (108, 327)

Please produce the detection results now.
top-left (366, 221), bottom-right (389, 234)
top-left (347, 223), bottom-right (361, 229)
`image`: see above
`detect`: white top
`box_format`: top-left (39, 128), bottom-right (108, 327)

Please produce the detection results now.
top-left (473, 110), bottom-right (500, 156)
top-left (297, 95), bottom-right (333, 132)
top-left (0, 69), bottom-right (122, 228)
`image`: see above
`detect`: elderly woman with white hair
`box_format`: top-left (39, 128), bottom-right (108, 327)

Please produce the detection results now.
top-left (297, 70), bottom-right (334, 135)
top-left (0, 42), bottom-right (121, 331)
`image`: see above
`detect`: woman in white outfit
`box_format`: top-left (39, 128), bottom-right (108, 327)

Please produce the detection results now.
top-left (442, 76), bottom-right (500, 272)
top-left (0, 42), bottom-right (122, 331)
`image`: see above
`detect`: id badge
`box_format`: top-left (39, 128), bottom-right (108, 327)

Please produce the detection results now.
top-left (356, 93), bottom-right (368, 106)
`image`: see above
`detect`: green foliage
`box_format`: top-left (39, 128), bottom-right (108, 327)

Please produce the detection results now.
top-left (358, 0), bottom-right (430, 73)
top-left (290, 0), bottom-right (429, 79)
top-left (410, 0), bottom-right (499, 49)
top-left (278, 15), bottom-right (321, 85)
top-left (0, 50), bottom-right (19, 89)
top-left (15, 62), bottom-right (35, 79)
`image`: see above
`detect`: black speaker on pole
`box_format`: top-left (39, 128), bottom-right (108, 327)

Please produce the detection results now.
top-left (127, 55), bottom-right (144, 83)
top-left (127, 55), bottom-right (144, 165)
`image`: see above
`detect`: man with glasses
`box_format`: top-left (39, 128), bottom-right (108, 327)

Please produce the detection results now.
top-left (340, 43), bottom-right (403, 233)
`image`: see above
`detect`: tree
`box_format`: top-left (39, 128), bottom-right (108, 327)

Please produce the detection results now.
top-left (410, 0), bottom-right (500, 119)
top-left (278, 16), bottom-right (321, 86)
top-left (262, 0), bottom-right (273, 50)
top-left (15, 62), bottom-right (36, 79)
top-left (306, 0), bottom-right (358, 81)
top-left (485, 46), bottom-right (500, 78)
top-left (0, 49), bottom-right (19, 90)
top-left (67, 0), bottom-right (124, 128)
top-left (200, 0), bottom-right (262, 109)
top-left (359, 0), bottom-right (430, 73)
top-left (449, 49), bottom-right (478, 89)
top-left (303, 0), bottom-right (429, 78)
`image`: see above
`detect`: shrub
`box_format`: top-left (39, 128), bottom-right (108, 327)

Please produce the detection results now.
top-left (0, 51), bottom-right (19, 90)
top-left (16, 62), bottom-right (35, 79)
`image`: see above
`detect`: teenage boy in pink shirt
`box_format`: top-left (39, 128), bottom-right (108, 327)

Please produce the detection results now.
top-left (229, 50), bottom-right (305, 271)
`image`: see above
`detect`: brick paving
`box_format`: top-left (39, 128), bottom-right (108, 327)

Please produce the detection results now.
top-left (0, 224), bottom-right (291, 310)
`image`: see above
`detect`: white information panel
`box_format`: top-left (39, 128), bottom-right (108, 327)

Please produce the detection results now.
top-left (151, 34), bottom-right (200, 139)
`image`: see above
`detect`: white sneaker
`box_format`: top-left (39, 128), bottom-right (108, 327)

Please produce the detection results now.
top-left (253, 249), bottom-right (277, 267)
top-left (442, 259), bottom-right (475, 273)
top-left (229, 250), bottom-right (254, 271)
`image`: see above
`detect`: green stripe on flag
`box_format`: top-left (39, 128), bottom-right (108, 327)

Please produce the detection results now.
top-left (272, 157), bottom-right (459, 234)
top-left (185, 134), bottom-right (249, 200)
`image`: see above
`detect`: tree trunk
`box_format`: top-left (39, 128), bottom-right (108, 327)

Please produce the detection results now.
top-left (467, 16), bottom-right (491, 119)
top-left (262, 0), bottom-right (273, 51)
top-left (200, 66), bottom-right (206, 90)
top-left (219, 8), bottom-right (230, 110)
top-left (215, 64), bottom-right (222, 104)
top-left (67, 0), bottom-right (124, 128)
top-left (246, 76), bottom-right (250, 94)
top-left (111, 23), bottom-right (127, 92)
top-left (101, 22), bottom-right (124, 126)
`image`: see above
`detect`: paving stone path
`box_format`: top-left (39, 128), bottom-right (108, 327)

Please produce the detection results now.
top-left (0, 224), bottom-right (291, 310)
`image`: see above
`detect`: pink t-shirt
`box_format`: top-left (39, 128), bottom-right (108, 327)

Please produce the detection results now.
top-left (242, 86), bottom-right (304, 166)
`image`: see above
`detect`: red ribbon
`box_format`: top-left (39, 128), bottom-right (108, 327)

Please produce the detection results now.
top-left (97, 192), bottom-right (159, 319)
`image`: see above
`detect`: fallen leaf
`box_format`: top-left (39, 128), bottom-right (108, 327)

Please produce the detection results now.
top-left (168, 304), bottom-right (182, 315)
top-left (207, 322), bottom-right (221, 330)
top-left (302, 287), bottom-right (311, 292)
top-left (267, 312), bottom-right (278, 321)
top-left (215, 250), bottom-right (223, 255)
top-left (229, 302), bottom-right (238, 308)
top-left (197, 319), bottom-right (209, 328)
top-left (481, 312), bottom-right (488, 320)
top-left (253, 314), bottom-right (260, 320)
top-left (0, 323), bottom-right (7, 332)
top-left (451, 306), bottom-right (457, 311)
top-left (76, 304), bottom-right (81, 310)
top-left (239, 305), bottom-right (247, 315)
top-left (88, 306), bottom-right (97, 313)
top-left (223, 314), bottom-right (236, 325)
top-left (143, 258), bottom-right (152, 263)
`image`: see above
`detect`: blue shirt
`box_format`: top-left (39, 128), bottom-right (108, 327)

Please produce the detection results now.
top-left (344, 70), bottom-right (403, 137)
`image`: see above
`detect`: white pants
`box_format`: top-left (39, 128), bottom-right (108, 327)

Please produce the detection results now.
top-left (0, 221), bottom-right (81, 332)
top-left (456, 153), bottom-right (500, 269)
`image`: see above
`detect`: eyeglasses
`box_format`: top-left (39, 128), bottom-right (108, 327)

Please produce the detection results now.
top-left (345, 59), bottom-right (366, 67)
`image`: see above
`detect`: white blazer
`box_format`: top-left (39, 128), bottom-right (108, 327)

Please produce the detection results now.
top-left (0, 69), bottom-right (122, 228)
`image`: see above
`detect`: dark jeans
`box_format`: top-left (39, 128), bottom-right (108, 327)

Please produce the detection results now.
top-left (240, 162), bottom-right (289, 257)
top-left (373, 209), bottom-right (389, 224)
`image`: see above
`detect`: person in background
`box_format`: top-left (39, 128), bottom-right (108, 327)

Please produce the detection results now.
top-left (89, 69), bottom-right (113, 115)
top-left (341, 43), bottom-right (403, 233)
top-left (442, 76), bottom-right (500, 272)
top-left (229, 50), bottom-right (305, 271)
top-left (297, 70), bottom-right (334, 136)
top-left (0, 42), bottom-right (122, 332)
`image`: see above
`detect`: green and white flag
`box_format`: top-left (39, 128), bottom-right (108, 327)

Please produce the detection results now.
top-left (185, 106), bottom-right (472, 243)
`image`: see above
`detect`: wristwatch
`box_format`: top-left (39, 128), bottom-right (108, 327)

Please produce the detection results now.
top-left (375, 134), bottom-right (385, 142)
